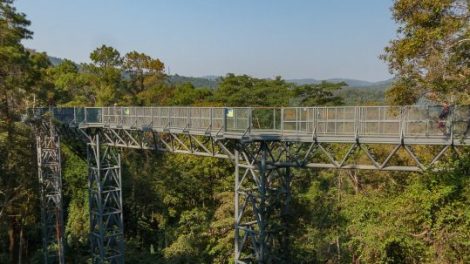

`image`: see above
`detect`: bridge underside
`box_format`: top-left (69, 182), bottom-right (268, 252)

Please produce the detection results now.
top-left (32, 105), bottom-right (469, 263)
top-left (85, 126), bottom-right (465, 172)
top-left (69, 126), bottom-right (464, 263)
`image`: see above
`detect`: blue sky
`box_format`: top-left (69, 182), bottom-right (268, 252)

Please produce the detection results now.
top-left (16, 0), bottom-right (397, 81)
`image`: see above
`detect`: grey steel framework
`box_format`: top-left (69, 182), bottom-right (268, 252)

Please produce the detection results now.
top-left (234, 142), bottom-right (294, 263)
top-left (32, 105), bottom-right (470, 264)
top-left (35, 119), bottom-right (65, 264)
top-left (86, 133), bottom-right (124, 264)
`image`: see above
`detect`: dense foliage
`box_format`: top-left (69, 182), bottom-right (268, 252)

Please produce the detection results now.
top-left (383, 0), bottom-right (470, 104)
top-left (1, 0), bottom-right (469, 263)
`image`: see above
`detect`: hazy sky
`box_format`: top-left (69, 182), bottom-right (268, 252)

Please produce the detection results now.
top-left (16, 0), bottom-right (397, 81)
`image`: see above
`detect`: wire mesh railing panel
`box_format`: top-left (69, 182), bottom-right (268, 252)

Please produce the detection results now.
top-left (85, 108), bottom-right (102, 123)
top-left (170, 108), bottom-right (190, 129)
top-left (120, 107), bottom-right (135, 127)
top-left (282, 108), bottom-right (298, 132)
top-left (359, 106), bottom-right (401, 136)
top-left (189, 108), bottom-right (212, 130)
top-left (282, 108), bottom-right (314, 134)
top-left (316, 107), bottom-right (356, 135)
top-left (226, 108), bottom-right (250, 132)
top-left (453, 106), bottom-right (470, 136)
top-left (299, 108), bottom-right (314, 134)
top-left (134, 107), bottom-right (152, 128)
top-left (212, 108), bottom-right (224, 131)
top-left (102, 107), bottom-right (120, 126)
top-left (30, 105), bottom-right (470, 140)
top-left (404, 106), bottom-right (448, 136)
top-left (152, 107), bottom-right (169, 128)
top-left (251, 108), bottom-right (281, 131)
top-left (75, 108), bottom-right (85, 123)
top-left (52, 108), bottom-right (75, 124)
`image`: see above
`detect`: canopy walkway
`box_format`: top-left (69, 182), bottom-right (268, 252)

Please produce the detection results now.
top-left (30, 105), bottom-right (470, 264)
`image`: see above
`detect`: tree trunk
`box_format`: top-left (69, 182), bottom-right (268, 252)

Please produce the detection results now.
top-left (18, 224), bottom-right (23, 264)
top-left (8, 219), bottom-right (19, 264)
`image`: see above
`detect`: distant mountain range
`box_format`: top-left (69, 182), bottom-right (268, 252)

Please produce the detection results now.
top-left (287, 78), bottom-right (394, 88)
top-left (168, 74), bottom-right (219, 88)
top-left (169, 75), bottom-right (394, 89)
top-left (48, 56), bottom-right (64, 66)
top-left (45, 55), bottom-right (393, 92)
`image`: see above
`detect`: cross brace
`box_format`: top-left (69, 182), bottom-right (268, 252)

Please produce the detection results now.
top-left (61, 126), bottom-right (467, 264)
top-left (87, 133), bottom-right (124, 264)
top-left (36, 122), bottom-right (65, 264)
top-left (235, 142), bottom-right (294, 264)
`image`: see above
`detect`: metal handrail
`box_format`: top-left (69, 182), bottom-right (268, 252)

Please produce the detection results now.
top-left (34, 105), bottom-right (470, 139)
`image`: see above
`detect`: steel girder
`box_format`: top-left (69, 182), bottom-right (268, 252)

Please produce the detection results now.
top-left (281, 141), bottom-right (463, 172)
top-left (234, 141), bottom-right (294, 264)
top-left (29, 106), bottom-right (469, 264)
top-left (67, 126), bottom-right (465, 264)
top-left (36, 122), bottom-right (65, 264)
top-left (87, 133), bottom-right (124, 264)
top-left (232, 139), bottom-right (464, 263)
top-left (85, 127), bottom-right (464, 172)
top-left (92, 127), bottom-right (234, 159)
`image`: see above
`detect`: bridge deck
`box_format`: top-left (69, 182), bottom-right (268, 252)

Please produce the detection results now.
top-left (41, 105), bottom-right (470, 145)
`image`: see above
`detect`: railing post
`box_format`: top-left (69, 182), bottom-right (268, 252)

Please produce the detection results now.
top-left (223, 108), bottom-right (227, 133)
top-left (248, 108), bottom-right (252, 133)
top-left (450, 104), bottom-right (456, 140)
top-left (355, 106), bottom-right (358, 137)
top-left (101, 107), bottom-right (104, 124)
top-left (313, 107), bottom-right (317, 135)
top-left (296, 108), bottom-right (299, 134)
top-left (134, 107), bottom-right (137, 127)
top-left (400, 106), bottom-right (406, 140)
top-left (168, 107), bottom-right (171, 128)
top-left (151, 107), bottom-right (154, 128)
top-left (281, 108), bottom-right (284, 135)
top-left (426, 105), bottom-right (430, 136)
top-left (273, 108), bottom-right (276, 131)
top-left (120, 107), bottom-right (123, 126)
top-left (188, 108), bottom-right (191, 129)
top-left (210, 108), bottom-right (213, 132)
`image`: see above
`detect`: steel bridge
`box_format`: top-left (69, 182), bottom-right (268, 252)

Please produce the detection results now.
top-left (30, 105), bottom-right (470, 264)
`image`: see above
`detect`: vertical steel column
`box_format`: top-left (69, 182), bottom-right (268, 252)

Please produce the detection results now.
top-left (87, 133), bottom-right (124, 264)
top-left (36, 123), bottom-right (65, 264)
top-left (234, 141), bottom-right (294, 264)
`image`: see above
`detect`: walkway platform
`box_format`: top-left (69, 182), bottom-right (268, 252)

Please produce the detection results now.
top-left (40, 105), bottom-right (470, 145)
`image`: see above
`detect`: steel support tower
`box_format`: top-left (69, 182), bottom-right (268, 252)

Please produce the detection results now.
top-left (30, 105), bottom-right (470, 264)
top-left (36, 121), bottom-right (65, 264)
top-left (87, 133), bottom-right (124, 264)
top-left (234, 142), bottom-right (294, 263)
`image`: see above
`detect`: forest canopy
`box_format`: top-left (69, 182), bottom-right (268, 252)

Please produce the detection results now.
top-left (1, 0), bottom-right (470, 263)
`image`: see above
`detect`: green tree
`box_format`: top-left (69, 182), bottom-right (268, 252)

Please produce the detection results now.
top-left (0, 1), bottom-right (42, 262)
top-left (46, 59), bottom-right (90, 105)
top-left (383, 0), bottom-right (470, 104)
top-left (169, 83), bottom-right (212, 106)
top-left (293, 81), bottom-right (345, 106)
top-left (123, 52), bottom-right (165, 92)
top-left (213, 74), bottom-right (293, 106)
top-left (86, 45), bottom-right (123, 105)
